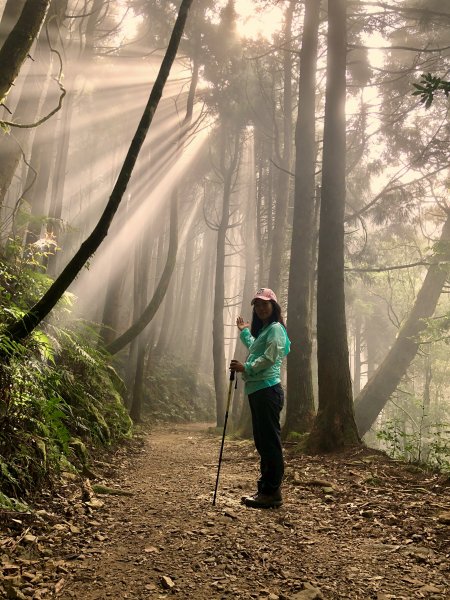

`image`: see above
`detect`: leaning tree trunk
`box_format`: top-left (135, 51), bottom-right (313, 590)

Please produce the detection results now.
top-left (0, 0), bottom-right (25, 47)
top-left (0, 0), bottom-right (50, 105)
top-left (0, 0), bottom-right (67, 214)
top-left (307, 0), bottom-right (360, 452)
top-left (106, 189), bottom-right (178, 355)
top-left (2, 0), bottom-right (194, 344)
top-left (268, 0), bottom-right (295, 297)
top-left (106, 25), bottom-right (200, 355)
top-left (284, 0), bottom-right (321, 436)
top-left (354, 211), bottom-right (450, 436)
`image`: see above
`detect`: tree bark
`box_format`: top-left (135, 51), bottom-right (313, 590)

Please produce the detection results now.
top-left (354, 212), bottom-right (450, 436)
top-left (0, 0), bottom-right (26, 48)
top-left (3, 0), bottom-right (194, 344)
top-left (284, 0), bottom-right (321, 436)
top-left (308, 0), bottom-right (360, 451)
top-left (0, 0), bottom-right (50, 104)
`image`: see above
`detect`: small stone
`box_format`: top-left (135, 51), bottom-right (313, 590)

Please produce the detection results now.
top-left (160, 576), bottom-right (175, 590)
top-left (22, 535), bottom-right (38, 544)
top-left (291, 583), bottom-right (323, 600)
top-left (419, 584), bottom-right (443, 594)
top-left (437, 512), bottom-right (450, 524)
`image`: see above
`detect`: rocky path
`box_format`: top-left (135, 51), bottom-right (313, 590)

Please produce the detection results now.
top-left (1, 423), bottom-right (449, 599)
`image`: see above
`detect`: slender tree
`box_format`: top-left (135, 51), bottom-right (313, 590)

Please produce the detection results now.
top-left (268, 0), bottom-right (295, 297)
top-left (284, 0), bottom-right (321, 436)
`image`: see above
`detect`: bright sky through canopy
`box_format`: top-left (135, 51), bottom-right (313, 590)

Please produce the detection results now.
top-left (235, 0), bottom-right (284, 40)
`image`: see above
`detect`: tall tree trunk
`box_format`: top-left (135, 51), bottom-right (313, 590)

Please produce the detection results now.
top-left (130, 336), bottom-right (146, 422)
top-left (0, 0), bottom-right (50, 104)
top-left (284, 0), bottom-right (320, 436)
top-left (354, 212), bottom-right (450, 436)
top-left (255, 147), bottom-right (265, 284)
top-left (45, 86), bottom-right (75, 275)
top-left (46, 0), bottom-right (102, 275)
top-left (353, 311), bottom-right (362, 396)
top-left (308, 0), bottom-right (360, 451)
top-left (212, 128), bottom-right (241, 427)
top-left (236, 136), bottom-right (257, 438)
top-left (170, 233), bottom-right (194, 354)
top-left (193, 231), bottom-right (214, 372)
top-left (129, 224), bottom-right (153, 422)
top-left (268, 0), bottom-right (295, 297)
top-left (3, 0), bottom-right (194, 344)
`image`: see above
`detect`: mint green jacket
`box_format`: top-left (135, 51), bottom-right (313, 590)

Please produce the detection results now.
top-left (240, 322), bottom-right (291, 395)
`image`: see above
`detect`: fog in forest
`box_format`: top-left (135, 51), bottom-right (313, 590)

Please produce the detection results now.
top-left (1, 0), bottom-right (449, 467)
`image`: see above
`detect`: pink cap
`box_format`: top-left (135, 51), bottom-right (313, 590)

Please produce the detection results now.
top-left (251, 288), bottom-right (277, 304)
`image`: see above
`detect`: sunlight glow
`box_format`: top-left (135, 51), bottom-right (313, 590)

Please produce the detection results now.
top-left (235, 0), bottom-right (284, 40)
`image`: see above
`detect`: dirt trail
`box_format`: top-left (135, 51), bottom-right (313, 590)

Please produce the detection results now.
top-left (2, 423), bottom-right (450, 599)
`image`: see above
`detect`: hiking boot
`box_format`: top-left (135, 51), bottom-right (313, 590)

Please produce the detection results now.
top-left (243, 490), bottom-right (283, 509)
top-left (241, 492), bottom-right (259, 504)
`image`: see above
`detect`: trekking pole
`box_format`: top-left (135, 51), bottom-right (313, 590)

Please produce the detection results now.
top-left (212, 370), bottom-right (236, 506)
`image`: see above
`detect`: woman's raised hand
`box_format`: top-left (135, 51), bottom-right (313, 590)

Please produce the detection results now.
top-left (236, 316), bottom-right (250, 331)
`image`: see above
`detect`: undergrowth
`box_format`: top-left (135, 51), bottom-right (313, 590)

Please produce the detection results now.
top-left (143, 354), bottom-right (215, 423)
top-left (0, 240), bottom-right (132, 502)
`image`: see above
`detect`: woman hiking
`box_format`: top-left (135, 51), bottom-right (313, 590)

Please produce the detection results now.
top-left (230, 288), bottom-right (290, 509)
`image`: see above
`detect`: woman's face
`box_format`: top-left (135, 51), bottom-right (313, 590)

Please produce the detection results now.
top-left (253, 299), bottom-right (273, 323)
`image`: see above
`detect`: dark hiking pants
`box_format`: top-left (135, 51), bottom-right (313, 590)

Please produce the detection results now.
top-left (248, 383), bottom-right (284, 494)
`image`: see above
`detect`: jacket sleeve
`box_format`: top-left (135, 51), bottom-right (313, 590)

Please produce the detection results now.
top-left (244, 326), bottom-right (285, 376)
top-left (240, 327), bottom-right (255, 349)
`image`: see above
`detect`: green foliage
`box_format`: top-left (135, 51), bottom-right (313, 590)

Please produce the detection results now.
top-left (412, 73), bottom-right (450, 108)
top-left (0, 242), bottom-right (132, 499)
top-left (144, 354), bottom-right (215, 422)
top-left (376, 419), bottom-right (450, 472)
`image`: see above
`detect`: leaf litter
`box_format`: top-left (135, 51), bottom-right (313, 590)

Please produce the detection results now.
top-left (0, 423), bottom-right (449, 599)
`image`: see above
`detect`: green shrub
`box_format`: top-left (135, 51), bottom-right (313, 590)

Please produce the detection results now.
top-left (0, 240), bottom-right (132, 499)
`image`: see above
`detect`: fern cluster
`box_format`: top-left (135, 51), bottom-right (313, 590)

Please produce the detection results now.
top-left (0, 240), bottom-right (132, 501)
